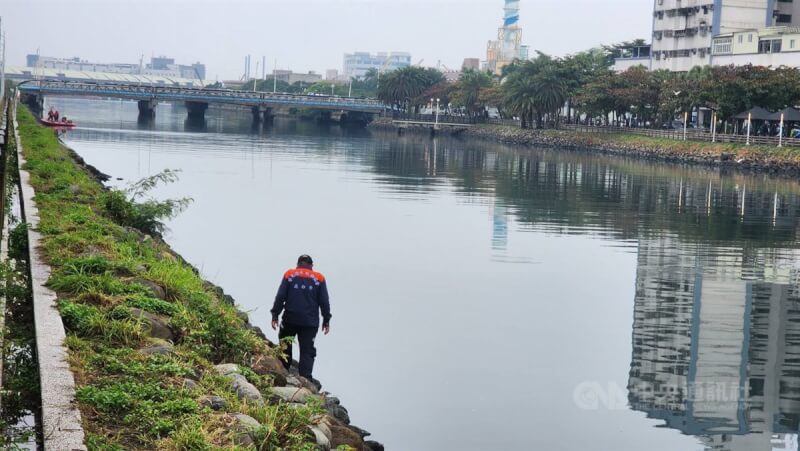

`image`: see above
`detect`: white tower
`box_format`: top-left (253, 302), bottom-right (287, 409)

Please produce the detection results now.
top-left (486, 0), bottom-right (529, 75)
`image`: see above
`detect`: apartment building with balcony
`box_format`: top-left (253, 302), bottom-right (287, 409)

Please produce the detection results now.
top-left (615, 0), bottom-right (800, 72)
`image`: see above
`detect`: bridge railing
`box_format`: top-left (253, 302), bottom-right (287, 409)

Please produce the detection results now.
top-left (390, 112), bottom-right (487, 125)
top-left (18, 80), bottom-right (385, 110)
top-left (560, 124), bottom-right (800, 147)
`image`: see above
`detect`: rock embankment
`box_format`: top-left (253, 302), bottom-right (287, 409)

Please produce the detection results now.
top-left (369, 118), bottom-right (800, 177)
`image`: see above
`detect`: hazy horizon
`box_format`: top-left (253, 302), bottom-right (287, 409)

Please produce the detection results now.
top-left (2, 0), bottom-right (651, 81)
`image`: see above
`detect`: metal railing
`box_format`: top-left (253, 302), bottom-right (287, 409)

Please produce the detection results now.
top-left (390, 112), bottom-right (484, 125)
top-left (389, 112), bottom-right (520, 127)
top-left (18, 80), bottom-right (386, 112)
top-left (560, 124), bottom-right (800, 148)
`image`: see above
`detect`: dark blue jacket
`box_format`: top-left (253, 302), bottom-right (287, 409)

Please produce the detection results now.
top-left (271, 266), bottom-right (331, 328)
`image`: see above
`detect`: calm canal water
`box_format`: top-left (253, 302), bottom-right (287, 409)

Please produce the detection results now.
top-left (50, 97), bottom-right (800, 451)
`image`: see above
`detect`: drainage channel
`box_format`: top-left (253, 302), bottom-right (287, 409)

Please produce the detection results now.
top-left (0, 96), bottom-right (43, 449)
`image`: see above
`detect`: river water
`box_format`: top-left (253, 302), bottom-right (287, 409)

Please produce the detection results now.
top-left (50, 97), bottom-right (800, 451)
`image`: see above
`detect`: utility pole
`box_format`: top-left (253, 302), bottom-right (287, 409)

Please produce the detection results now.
top-left (254, 60), bottom-right (259, 92)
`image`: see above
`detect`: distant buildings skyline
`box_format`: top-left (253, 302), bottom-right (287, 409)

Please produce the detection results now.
top-left (26, 54), bottom-right (206, 80)
top-left (342, 51), bottom-right (412, 79)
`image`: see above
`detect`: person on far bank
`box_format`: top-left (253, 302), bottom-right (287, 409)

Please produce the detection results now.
top-left (271, 255), bottom-right (331, 385)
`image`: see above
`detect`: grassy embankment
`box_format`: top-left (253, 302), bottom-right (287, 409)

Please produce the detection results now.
top-left (478, 124), bottom-right (800, 162)
top-left (15, 105), bottom-right (323, 450)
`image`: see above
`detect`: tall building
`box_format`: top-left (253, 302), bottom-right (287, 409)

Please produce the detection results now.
top-left (342, 52), bottom-right (411, 79)
top-left (617, 0), bottom-right (800, 72)
top-left (485, 0), bottom-right (529, 75)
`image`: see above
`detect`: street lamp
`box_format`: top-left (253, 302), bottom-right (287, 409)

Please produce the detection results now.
top-left (433, 98), bottom-right (441, 129)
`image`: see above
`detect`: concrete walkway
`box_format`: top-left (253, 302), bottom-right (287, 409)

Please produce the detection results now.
top-left (11, 96), bottom-right (87, 450)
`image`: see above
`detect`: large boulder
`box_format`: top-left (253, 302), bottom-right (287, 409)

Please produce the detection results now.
top-left (309, 425), bottom-right (331, 450)
top-left (250, 354), bottom-right (288, 386)
top-left (271, 386), bottom-right (316, 403)
top-left (213, 363), bottom-right (241, 376)
top-left (129, 308), bottom-right (174, 341)
top-left (232, 413), bottom-right (261, 447)
top-left (330, 425), bottom-right (364, 449)
top-left (230, 374), bottom-right (265, 406)
top-left (131, 278), bottom-right (167, 300)
top-left (323, 397), bottom-right (350, 425)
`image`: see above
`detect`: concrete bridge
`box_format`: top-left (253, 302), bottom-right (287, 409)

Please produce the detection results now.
top-left (18, 80), bottom-right (384, 124)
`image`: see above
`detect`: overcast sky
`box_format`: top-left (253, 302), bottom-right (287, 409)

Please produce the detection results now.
top-left (3, 0), bottom-right (651, 80)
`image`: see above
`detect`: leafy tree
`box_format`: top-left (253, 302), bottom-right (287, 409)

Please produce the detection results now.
top-left (451, 70), bottom-right (494, 117)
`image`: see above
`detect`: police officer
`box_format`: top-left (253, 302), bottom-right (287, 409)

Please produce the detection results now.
top-left (271, 255), bottom-right (331, 383)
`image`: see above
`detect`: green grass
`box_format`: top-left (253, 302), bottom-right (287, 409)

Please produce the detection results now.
top-left (15, 105), bottom-right (321, 450)
top-left (541, 128), bottom-right (800, 159)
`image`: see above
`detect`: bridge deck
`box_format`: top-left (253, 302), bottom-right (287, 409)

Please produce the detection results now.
top-left (19, 80), bottom-right (385, 113)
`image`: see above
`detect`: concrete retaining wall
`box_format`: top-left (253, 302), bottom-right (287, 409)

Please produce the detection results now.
top-left (11, 96), bottom-right (87, 450)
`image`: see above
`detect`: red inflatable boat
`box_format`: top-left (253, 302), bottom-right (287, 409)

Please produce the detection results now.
top-left (40, 118), bottom-right (76, 128)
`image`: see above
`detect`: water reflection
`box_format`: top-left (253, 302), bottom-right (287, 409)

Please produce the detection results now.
top-left (630, 236), bottom-right (800, 450)
top-left (50, 96), bottom-right (800, 450)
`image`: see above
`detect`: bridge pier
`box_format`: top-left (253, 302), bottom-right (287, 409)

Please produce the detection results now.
top-left (137, 100), bottom-right (158, 118)
top-left (339, 111), bottom-right (375, 127)
top-left (251, 106), bottom-right (274, 125)
top-left (185, 101), bottom-right (209, 120)
top-left (21, 93), bottom-right (44, 113)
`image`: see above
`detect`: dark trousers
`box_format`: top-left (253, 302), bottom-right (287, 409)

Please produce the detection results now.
top-left (278, 321), bottom-right (318, 378)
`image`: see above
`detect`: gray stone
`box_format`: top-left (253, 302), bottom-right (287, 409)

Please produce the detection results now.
top-left (348, 424), bottom-right (371, 439)
top-left (314, 420), bottom-right (333, 441)
top-left (199, 395), bottom-right (228, 411)
top-left (365, 440), bottom-right (385, 451)
top-left (271, 386), bottom-right (316, 403)
top-left (230, 373), bottom-right (264, 405)
top-left (68, 184), bottom-right (81, 195)
top-left (232, 413), bottom-right (261, 447)
top-left (182, 379), bottom-right (198, 390)
top-left (140, 344), bottom-right (174, 356)
top-left (309, 425), bottom-right (331, 450)
top-left (213, 363), bottom-right (241, 376)
top-left (250, 354), bottom-right (288, 387)
top-left (327, 404), bottom-right (350, 425)
top-left (286, 376), bottom-right (303, 387)
top-left (323, 395), bottom-right (341, 408)
top-left (132, 278), bottom-right (167, 300)
top-left (129, 308), bottom-right (174, 341)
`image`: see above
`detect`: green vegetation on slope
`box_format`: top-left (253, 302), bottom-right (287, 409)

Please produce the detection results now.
top-left (15, 105), bottom-right (322, 450)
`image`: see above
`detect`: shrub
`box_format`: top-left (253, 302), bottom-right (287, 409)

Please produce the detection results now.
top-left (99, 170), bottom-right (191, 236)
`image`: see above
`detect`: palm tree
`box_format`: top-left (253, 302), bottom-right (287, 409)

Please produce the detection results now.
top-left (455, 69), bottom-right (494, 117)
top-left (378, 67), bottom-right (444, 113)
top-left (502, 57), bottom-right (568, 128)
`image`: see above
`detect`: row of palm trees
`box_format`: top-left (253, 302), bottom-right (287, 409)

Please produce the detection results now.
top-left (375, 55), bottom-right (575, 128)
